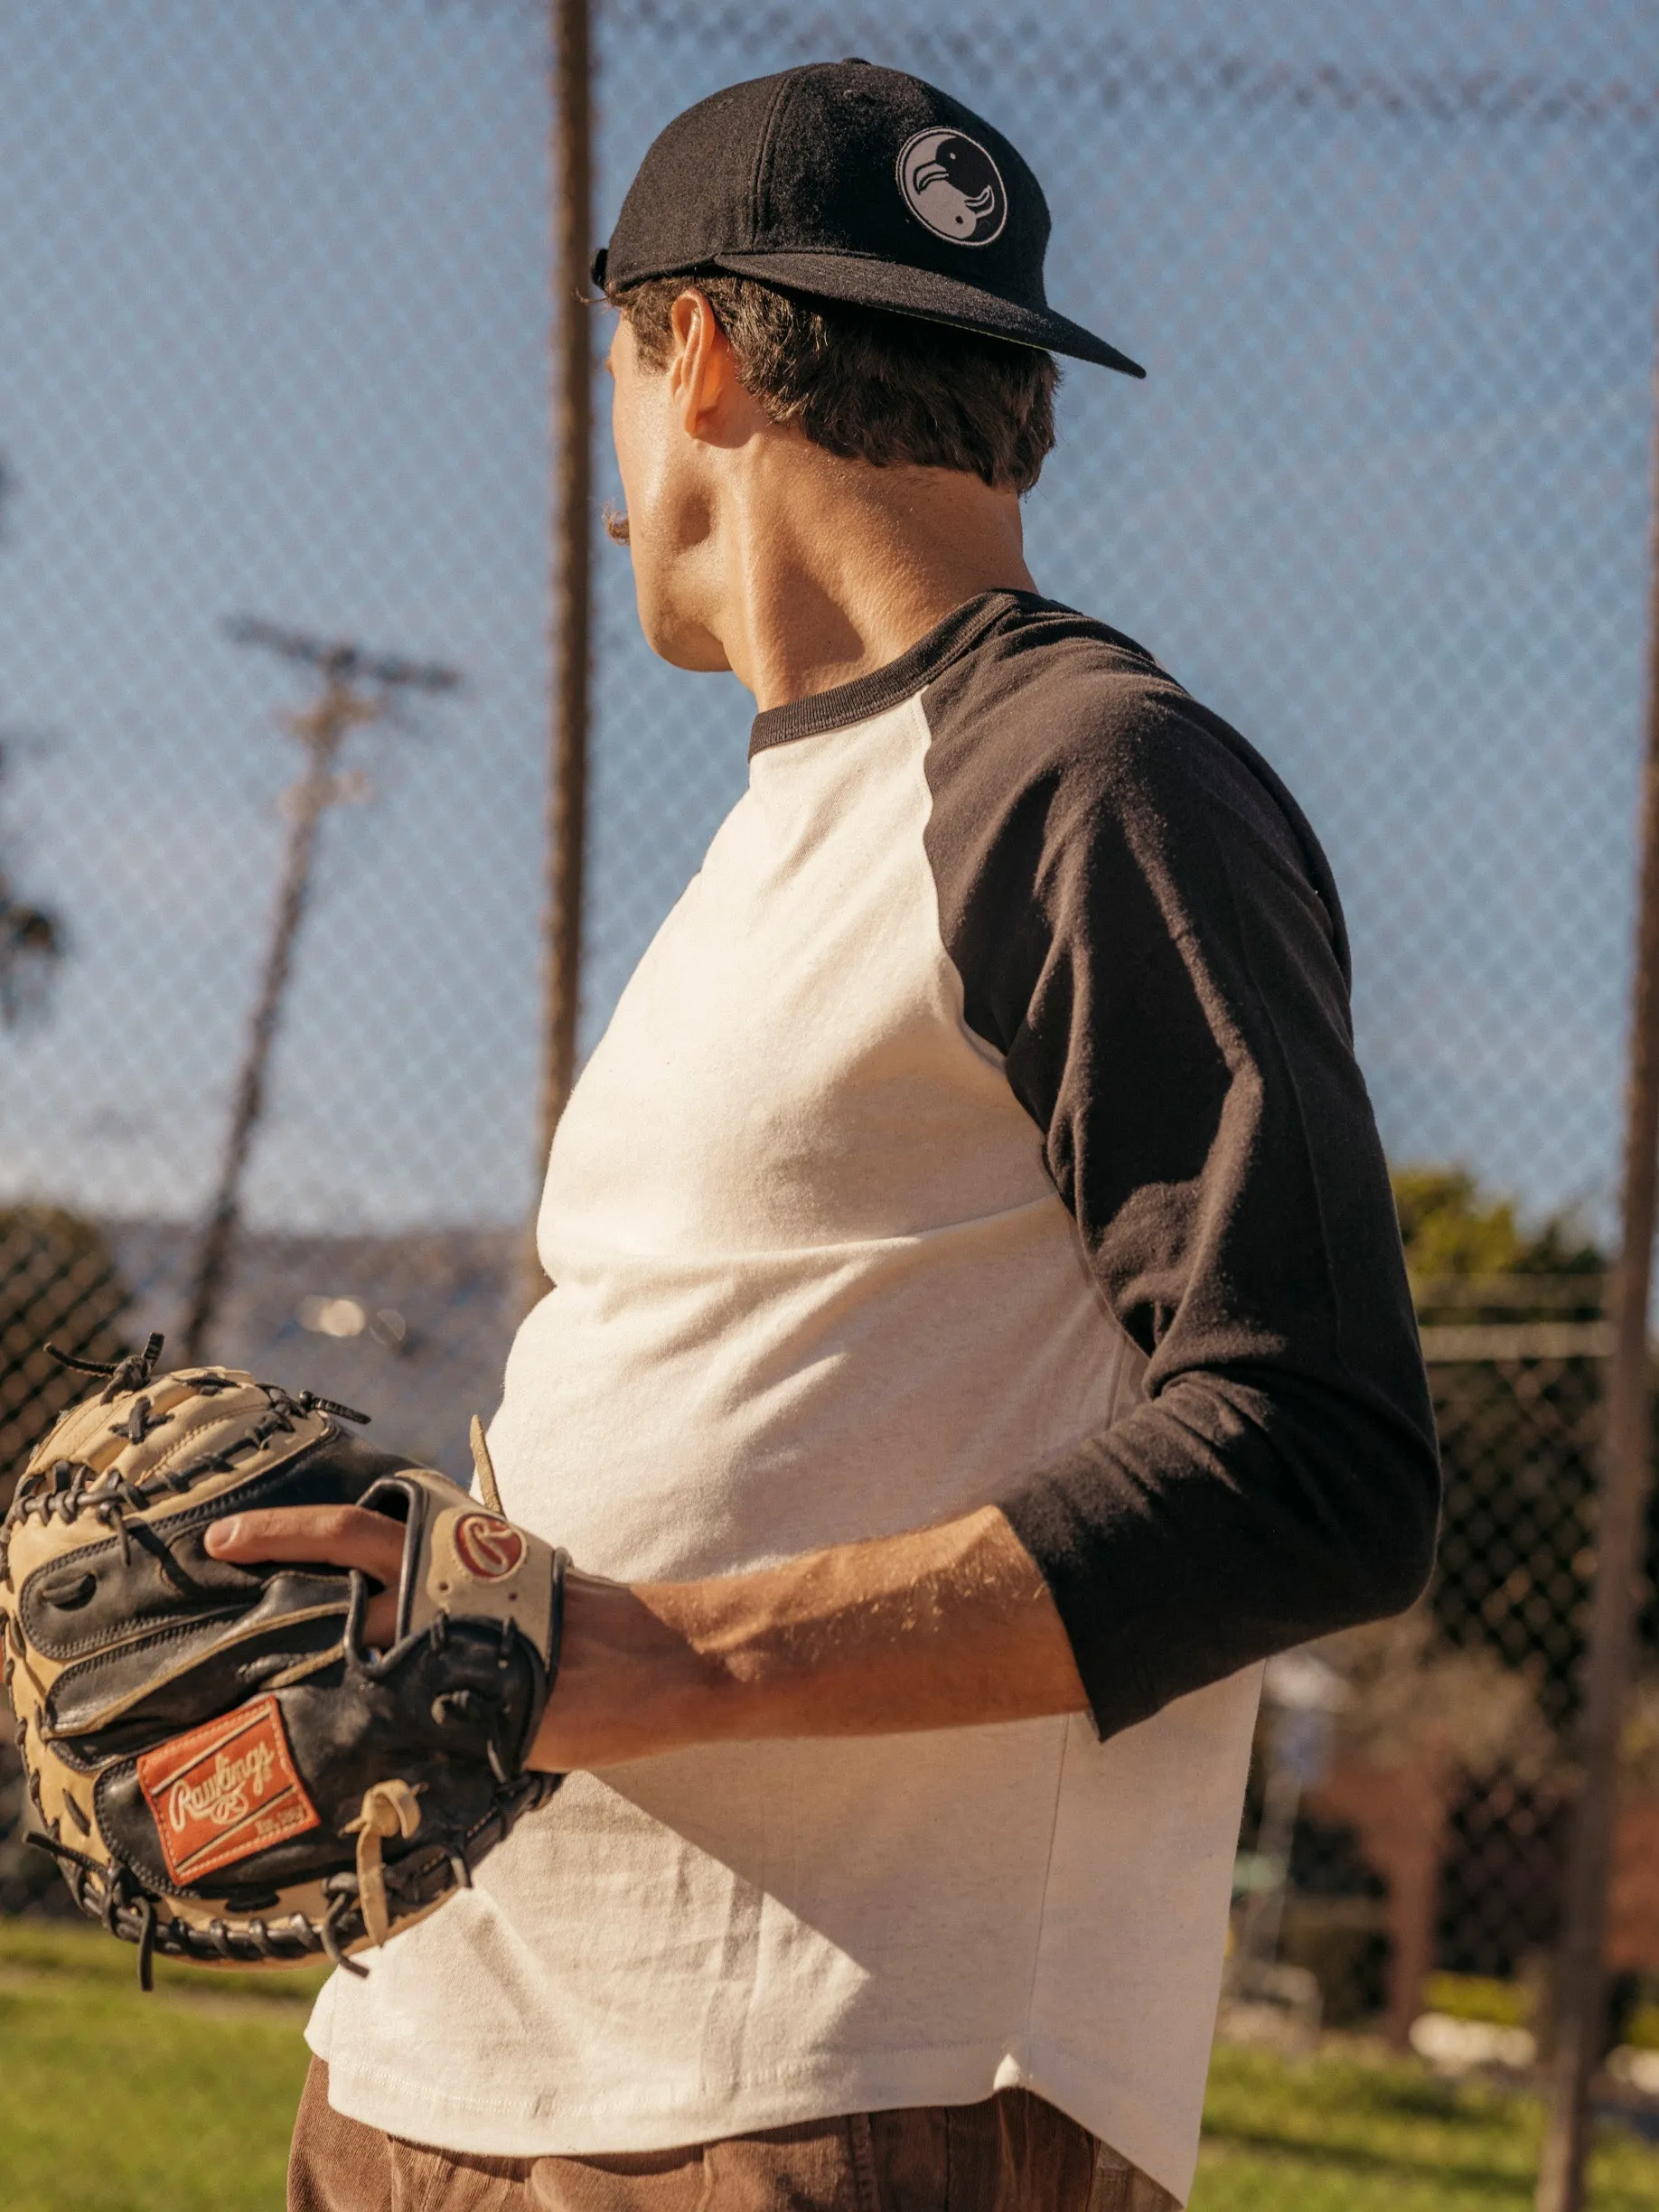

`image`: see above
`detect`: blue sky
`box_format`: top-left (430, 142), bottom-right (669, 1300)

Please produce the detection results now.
top-left (1, 0), bottom-right (1655, 1237)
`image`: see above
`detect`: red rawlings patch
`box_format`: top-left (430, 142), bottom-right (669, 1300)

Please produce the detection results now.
top-left (453, 1513), bottom-right (526, 1581)
top-left (136, 1694), bottom-right (320, 1887)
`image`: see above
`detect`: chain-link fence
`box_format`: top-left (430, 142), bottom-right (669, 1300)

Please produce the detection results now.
top-left (0, 0), bottom-right (556, 1473)
top-left (5, 0), bottom-right (1659, 2071)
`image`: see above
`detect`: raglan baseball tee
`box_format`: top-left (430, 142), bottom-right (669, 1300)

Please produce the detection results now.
top-left (307, 592), bottom-right (1439, 2203)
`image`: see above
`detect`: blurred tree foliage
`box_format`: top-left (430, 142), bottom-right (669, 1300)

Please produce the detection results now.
top-left (0, 1206), bottom-right (127, 1509)
top-left (1388, 1167), bottom-right (1626, 1748)
top-left (1325, 1605), bottom-right (1557, 1776)
top-left (1392, 1165), bottom-right (1604, 1287)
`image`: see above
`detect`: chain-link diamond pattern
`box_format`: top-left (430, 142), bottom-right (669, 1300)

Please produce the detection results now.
top-left (3, 0), bottom-right (1659, 2024)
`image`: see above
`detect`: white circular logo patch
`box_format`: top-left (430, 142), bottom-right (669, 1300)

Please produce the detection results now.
top-left (896, 128), bottom-right (1008, 248)
top-left (454, 1513), bottom-right (526, 1581)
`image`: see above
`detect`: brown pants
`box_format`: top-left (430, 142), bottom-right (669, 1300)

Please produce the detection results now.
top-left (287, 2059), bottom-right (1178, 2212)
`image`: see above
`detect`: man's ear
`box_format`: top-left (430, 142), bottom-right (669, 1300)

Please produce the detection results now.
top-left (668, 289), bottom-right (746, 445)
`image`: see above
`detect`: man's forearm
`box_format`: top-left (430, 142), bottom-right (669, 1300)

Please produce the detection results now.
top-left (530, 1504), bottom-right (1087, 1772)
top-left (204, 1499), bottom-right (1088, 1768)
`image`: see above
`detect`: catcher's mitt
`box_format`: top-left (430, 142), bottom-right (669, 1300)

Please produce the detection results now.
top-left (0, 1336), bottom-right (566, 1985)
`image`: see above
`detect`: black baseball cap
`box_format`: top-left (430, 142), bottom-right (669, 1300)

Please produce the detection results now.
top-left (593, 60), bottom-right (1145, 379)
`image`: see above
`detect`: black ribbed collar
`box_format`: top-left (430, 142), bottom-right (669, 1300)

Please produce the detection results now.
top-left (748, 589), bottom-right (1058, 757)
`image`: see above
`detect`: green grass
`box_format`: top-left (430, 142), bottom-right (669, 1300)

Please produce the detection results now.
top-left (1193, 2040), bottom-right (1659, 2210)
top-left (0, 1918), bottom-right (323, 2212)
top-left (5, 1921), bottom-right (1659, 2210)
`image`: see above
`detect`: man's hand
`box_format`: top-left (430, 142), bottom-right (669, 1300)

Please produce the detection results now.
top-left (205, 1506), bottom-right (404, 1646)
top-left (205, 1502), bottom-right (1089, 1772)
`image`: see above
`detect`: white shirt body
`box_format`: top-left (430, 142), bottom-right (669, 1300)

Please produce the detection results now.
top-left (309, 664), bottom-right (1262, 2205)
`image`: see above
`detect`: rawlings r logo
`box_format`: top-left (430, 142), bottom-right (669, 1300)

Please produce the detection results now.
top-left (136, 1694), bottom-right (320, 1886)
top-left (453, 1514), bottom-right (526, 1581)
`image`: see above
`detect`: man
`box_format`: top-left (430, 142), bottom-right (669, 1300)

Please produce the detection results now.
top-left (212, 60), bottom-right (1439, 2212)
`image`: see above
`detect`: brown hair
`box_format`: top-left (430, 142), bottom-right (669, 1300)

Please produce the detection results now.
top-left (610, 274), bottom-right (1059, 495)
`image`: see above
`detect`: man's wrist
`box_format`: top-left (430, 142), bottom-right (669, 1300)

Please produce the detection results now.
top-left (525, 1570), bottom-right (737, 1773)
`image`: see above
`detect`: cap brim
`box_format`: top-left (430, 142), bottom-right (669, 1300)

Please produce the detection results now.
top-left (707, 248), bottom-right (1145, 377)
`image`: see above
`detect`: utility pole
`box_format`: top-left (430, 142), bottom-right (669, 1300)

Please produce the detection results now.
top-left (181, 617), bottom-right (459, 1365)
top-left (1535, 341), bottom-right (1659, 2212)
top-left (523, 0), bottom-right (594, 1314)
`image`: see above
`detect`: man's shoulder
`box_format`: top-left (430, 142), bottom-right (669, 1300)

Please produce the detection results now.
top-left (924, 593), bottom-right (1174, 743)
top-left (922, 593), bottom-right (1317, 874)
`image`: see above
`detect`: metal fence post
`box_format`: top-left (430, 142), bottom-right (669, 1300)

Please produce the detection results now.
top-left (1535, 333), bottom-right (1659, 2212)
top-left (527, 0), bottom-right (594, 1309)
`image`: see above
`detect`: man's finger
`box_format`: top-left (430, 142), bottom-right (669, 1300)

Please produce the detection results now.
top-left (203, 1504), bottom-right (404, 1588)
top-left (362, 1589), bottom-right (400, 1648)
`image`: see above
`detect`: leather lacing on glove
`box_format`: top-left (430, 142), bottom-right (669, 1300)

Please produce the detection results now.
top-left (4, 1352), bottom-right (370, 1587)
top-left (26, 1767), bottom-right (553, 1987)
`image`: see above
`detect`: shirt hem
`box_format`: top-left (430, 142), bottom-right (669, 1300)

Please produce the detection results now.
top-left (308, 2029), bottom-right (1196, 2203)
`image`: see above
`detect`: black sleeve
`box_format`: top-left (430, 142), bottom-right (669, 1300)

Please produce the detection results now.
top-left (921, 610), bottom-right (1441, 1741)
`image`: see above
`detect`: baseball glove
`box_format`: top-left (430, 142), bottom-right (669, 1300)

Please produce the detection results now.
top-left (0, 1336), bottom-right (566, 1985)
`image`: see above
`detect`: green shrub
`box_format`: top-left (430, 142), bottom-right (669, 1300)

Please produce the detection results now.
top-left (1420, 1973), bottom-right (1535, 2029)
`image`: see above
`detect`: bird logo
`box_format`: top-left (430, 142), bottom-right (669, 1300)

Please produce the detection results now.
top-left (896, 128), bottom-right (1008, 247)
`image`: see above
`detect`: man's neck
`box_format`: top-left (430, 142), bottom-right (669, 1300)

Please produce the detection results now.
top-left (708, 445), bottom-right (1037, 713)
